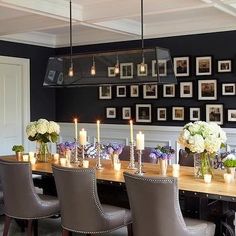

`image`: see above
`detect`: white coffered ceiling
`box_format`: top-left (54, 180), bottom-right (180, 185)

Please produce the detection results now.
top-left (0, 0), bottom-right (236, 48)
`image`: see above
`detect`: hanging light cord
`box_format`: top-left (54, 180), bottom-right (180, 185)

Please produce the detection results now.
top-left (70, 0), bottom-right (73, 67)
top-left (141, 0), bottom-right (144, 61)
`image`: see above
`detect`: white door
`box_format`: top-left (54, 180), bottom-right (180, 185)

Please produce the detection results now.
top-left (0, 56), bottom-right (30, 155)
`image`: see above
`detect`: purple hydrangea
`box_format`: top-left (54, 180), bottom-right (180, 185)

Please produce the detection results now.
top-left (57, 141), bottom-right (76, 154)
top-left (150, 145), bottom-right (175, 160)
top-left (105, 143), bottom-right (124, 156)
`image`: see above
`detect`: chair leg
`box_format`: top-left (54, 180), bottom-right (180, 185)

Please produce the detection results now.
top-left (33, 220), bottom-right (38, 236)
top-left (127, 223), bottom-right (133, 236)
top-left (3, 215), bottom-right (12, 236)
top-left (62, 228), bottom-right (70, 236)
top-left (27, 220), bottom-right (33, 236)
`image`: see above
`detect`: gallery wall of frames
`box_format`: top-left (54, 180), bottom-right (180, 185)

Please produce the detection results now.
top-left (55, 30), bottom-right (236, 127)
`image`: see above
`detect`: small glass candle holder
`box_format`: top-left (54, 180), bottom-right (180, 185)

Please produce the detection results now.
top-left (224, 173), bottom-right (232, 184)
top-left (114, 162), bottom-right (121, 171)
top-left (53, 153), bottom-right (59, 161)
top-left (29, 152), bottom-right (35, 159)
top-left (172, 164), bottom-right (180, 171)
top-left (60, 158), bottom-right (67, 166)
top-left (30, 157), bottom-right (36, 165)
top-left (83, 159), bottom-right (89, 168)
top-left (23, 154), bottom-right (29, 162)
top-left (204, 174), bottom-right (212, 184)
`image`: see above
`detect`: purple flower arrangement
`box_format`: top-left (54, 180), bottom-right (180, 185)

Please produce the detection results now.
top-left (57, 141), bottom-right (76, 155)
top-left (150, 145), bottom-right (175, 160)
top-left (105, 143), bottom-right (124, 156)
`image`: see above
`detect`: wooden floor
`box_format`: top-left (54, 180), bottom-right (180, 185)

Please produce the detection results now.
top-left (0, 215), bottom-right (127, 236)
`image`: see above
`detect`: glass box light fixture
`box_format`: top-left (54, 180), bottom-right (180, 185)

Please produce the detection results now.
top-left (43, 47), bottom-right (176, 87)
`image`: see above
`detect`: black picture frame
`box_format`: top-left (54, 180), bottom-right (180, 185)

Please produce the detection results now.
top-left (198, 79), bottom-right (217, 100)
top-left (205, 104), bottom-right (223, 125)
top-left (136, 104), bottom-right (152, 123)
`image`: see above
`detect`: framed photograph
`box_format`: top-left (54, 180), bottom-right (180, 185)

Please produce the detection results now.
top-left (137, 64), bottom-right (148, 76)
top-left (163, 84), bottom-right (175, 97)
top-left (157, 108), bottom-right (167, 121)
top-left (106, 107), bottom-right (116, 118)
top-left (116, 86), bottom-right (126, 97)
top-left (122, 107), bottom-right (131, 120)
top-left (196, 56), bottom-right (212, 76)
top-left (173, 56), bottom-right (189, 77)
top-left (217, 60), bottom-right (232, 73)
top-left (222, 83), bottom-right (235, 96)
top-left (206, 104), bottom-right (223, 125)
top-left (190, 107), bottom-right (200, 121)
top-left (228, 109), bottom-right (236, 122)
top-left (180, 82), bottom-right (193, 98)
top-left (99, 85), bottom-right (112, 99)
top-left (198, 80), bottom-right (217, 100)
top-left (172, 107), bottom-right (184, 121)
top-left (130, 85), bottom-right (139, 97)
top-left (152, 60), bottom-right (167, 77)
top-left (108, 67), bottom-right (116, 77)
top-left (143, 84), bottom-right (158, 99)
top-left (120, 63), bottom-right (133, 79)
top-left (136, 104), bottom-right (152, 123)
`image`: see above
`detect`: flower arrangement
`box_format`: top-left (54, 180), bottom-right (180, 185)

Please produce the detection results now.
top-left (222, 153), bottom-right (236, 168)
top-left (149, 145), bottom-right (175, 160)
top-left (26, 119), bottom-right (60, 143)
top-left (57, 141), bottom-right (76, 155)
top-left (178, 121), bottom-right (226, 155)
top-left (105, 143), bottom-right (124, 156)
top-left (178, 121), bottom-right (227, 177)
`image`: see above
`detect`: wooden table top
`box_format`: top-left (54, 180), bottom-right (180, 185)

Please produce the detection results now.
top-left (1, 156), bottom-right (236, 201)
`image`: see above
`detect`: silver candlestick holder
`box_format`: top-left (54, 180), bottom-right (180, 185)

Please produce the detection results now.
top-left (135, 150), bottom-right (144, 175)
top-left (128, 141), bottom-right (137, 170)
top-left (75, 140), bottom-right (78, 163)
top-left (96, 142), bottom-right (103, 170)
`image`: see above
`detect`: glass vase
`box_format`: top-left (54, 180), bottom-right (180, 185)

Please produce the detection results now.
top-left (111, 153), bottom-right (119, 167)
top-left (194, 152), bottom-right (213, 178)
top-left (159, 159), bottom-right (168, 176)
top-left (36, 141), bottom-right (51, 162)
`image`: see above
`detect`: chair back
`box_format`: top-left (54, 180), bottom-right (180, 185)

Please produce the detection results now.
top-left (178, 149), bottom-right (194, 167)
top-left (124, 172), bottom-right (202, 236)
top-left (52, 165), bottom-right (110, 232)
top-left (0, 159), bottom-right (43, 218)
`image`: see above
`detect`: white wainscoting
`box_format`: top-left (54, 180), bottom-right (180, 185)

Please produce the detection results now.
top-left (58, 123), bottom-right (236, 163)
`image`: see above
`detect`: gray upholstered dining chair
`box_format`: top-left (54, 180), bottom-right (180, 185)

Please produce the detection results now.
top-left (124, 172), bottom-right (215, 236)
top-left (0, 158), bottom-right (60, 236)
top-left (52, 165), bottom-right (133, 236)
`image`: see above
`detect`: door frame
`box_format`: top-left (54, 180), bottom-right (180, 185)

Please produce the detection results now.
top-left (0, 55), bottom-right (30, 151)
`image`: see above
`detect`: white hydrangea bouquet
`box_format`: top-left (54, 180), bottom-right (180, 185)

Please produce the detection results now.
top-left (26, 119), bottom-right (60, 161)
top-left (178, 121), bottom-right (226, 177)
top-left (26, 118), bottom-right (60, 143)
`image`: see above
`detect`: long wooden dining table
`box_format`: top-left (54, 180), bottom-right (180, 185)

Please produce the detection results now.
top-left (1, 156), bottom-right (236, 235)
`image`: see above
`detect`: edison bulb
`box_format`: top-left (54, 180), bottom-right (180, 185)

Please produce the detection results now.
top-left (68, 66), bottom-right (74, 77)
top-left (91, 65), bottom-right (96, 76)
top-left (140, 62), bottom-right (146, 73)
top-left (115, 64), bottom-right (120, 74)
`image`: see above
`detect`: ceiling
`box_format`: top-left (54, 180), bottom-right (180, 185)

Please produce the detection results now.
top-left (1, 0), bottom-right (236, 48)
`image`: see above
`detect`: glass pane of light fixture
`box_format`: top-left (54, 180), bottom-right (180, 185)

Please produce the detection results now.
top-left (114, 55), bottom-right (120, 74)
top-left (91, 56), bottom-right (96, 76)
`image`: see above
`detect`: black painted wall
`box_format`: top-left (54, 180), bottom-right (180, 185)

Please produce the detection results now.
top-left (55, 31), bottom-right (236, 127)
top-left (0, 40), bottom-right (55, 121)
